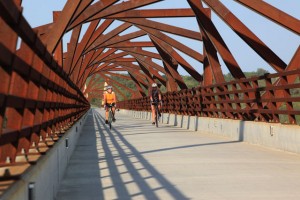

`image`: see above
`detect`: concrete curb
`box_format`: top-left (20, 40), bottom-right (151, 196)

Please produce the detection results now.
top-left (120, 110), bottom-right (300, 155)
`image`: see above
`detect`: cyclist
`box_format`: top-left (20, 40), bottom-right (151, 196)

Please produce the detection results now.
top-left (103, 86), bottom-right (117, 124)
top-left (150, 83), bottom-right (162, 125)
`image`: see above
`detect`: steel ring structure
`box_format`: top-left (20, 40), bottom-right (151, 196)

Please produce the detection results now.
top-left (0, 0), bottom-right (299, 194)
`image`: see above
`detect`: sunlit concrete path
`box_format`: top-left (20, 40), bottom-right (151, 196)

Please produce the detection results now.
top-left (56, 108), bottom-right (300, 200)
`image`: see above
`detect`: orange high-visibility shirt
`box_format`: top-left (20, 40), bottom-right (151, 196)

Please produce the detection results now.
top-left (105, 92), bottom-right (116, 104)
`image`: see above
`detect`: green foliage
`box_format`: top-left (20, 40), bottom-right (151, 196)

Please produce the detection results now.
top-left (182, 75), bottom-right (200, 88)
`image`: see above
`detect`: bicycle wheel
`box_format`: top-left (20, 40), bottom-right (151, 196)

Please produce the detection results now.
top-left (108, 109), bottom-right (113, 130)
top-left (155, 105), bottom-right (158, 127)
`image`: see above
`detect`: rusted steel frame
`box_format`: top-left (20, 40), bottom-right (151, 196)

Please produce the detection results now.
top-left (149, 34), bottom-right (203, 82)
top-left (234, 0), bottom-right (300, 35)
top-left (99, 30), bottom-right (147, 48)
top-left (278, 76), bottom-right (296, 124)
top-left (70, 57), bottom-right (83, 83)
top-left (90, 63), bottom-right (111, 74)
top-left (203, 33), bottom-right (225, 83)
top-left (32, 22), bottom-right (53, 40)
top-left (215, 85), bottom-right (234, 118)
top-left (68, 0), bottom-right (119, 30)
top-left (191, 0), bottom-right (255, 108)
top-left (230, 83), bottom-right (244, 120)
top-left (69, 0), bottom-right (94, 26)
top-left (86, 22), bottom-right (132, 52)
top-left (69, 19), bottom-right (101, 76)
top-left (0, 49), bottom-right (87, 163)
top-left (114, 65), bottom-right (149, 88)
top-left (0, 3), bottom-right (20, 164)
top-left (6, 42), bottom-right (37, 163)
top-left (135, 24), bottom-right (204, 63)
top-left (0, 1), bottom-right (87, 101)
top-left (135, 59), bottom-right (167, 86)
top-left (119, 69), bottom-right (300, 123)
top-left (64, 25), bottom-right (82, 75)
top-left (202, 68), bottom-right (300, 92)
top-left (98, 63), bottom-right (130, 73)
top-left (128, 72), bottom-right (147, 97)
top-left (75, 51), bottom-right (95, 85)
top-left (97, 73), bottom-right (137, 97)
top-left (285, 46), bottom-right (300, 82)
top-left (201, 81), bottom-right (300, 98)
top-left (261, 78), bottom-right (279, 122)
top-left (1, 108), bottom-right (85, 145)
top-left (52, 34), bottom-right (66, 138)
top-left (86, 80), bottom-right (104, 94)
top-left (78, 66), bottom-right (96, 90)
top-left (202, 0), bottom-right (287, 72)
top-left (163, 63), bottom-right (179, 92)
top-left (85, 48), bottom-right (106, 68)
top-left (118, 47), bottom-right (161, 60)
top-left (267, 46), bottom-right (300, 108)
top-left (88, 0), bottom-right (163, 21)
top-left (151, 37), bottom-right (187, 90)
top-left (105, 8), bottom-right (195, 19)
top-left (108, 41), bottom-right (155, 48)
top-left (199, 108), bottom-right (300, 117)
top-left (107, 58), bottom-right (137, 63)
top-left (128, 52), bottom-right (166, 73)
top-left (84, 19), bottom-right (114, 52)
top-left (0, 20), bottom-right (18, 139)
top-left (136, 61), bottom-right (156, 85)
top-left (105, 62), bottom-right (145, 78)
top-left (188, 0), bottom-right (246, 79)
top-left (44, 0), bottom-right (82, 53)
top-left (99, 51), bottom-right (129, 63)
top-left (120, 18), bottom-right (202, 41)
top-left (84, 74), bottom-right (103, 93)
top-left (202, 47), bottom-right (213, 86)
top-left (200, 18), bottom-right (225, 84)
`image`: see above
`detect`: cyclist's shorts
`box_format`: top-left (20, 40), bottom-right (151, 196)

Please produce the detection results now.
top-left (151, 101), bottom-right (160, 105)
top-left (106, 103), bottom-right (116, 107)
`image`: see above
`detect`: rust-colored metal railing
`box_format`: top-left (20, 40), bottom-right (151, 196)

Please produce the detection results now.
top-left (0, 0), bottom-right (89, 191)
top-left (118, 69), bottom-right (300, 124)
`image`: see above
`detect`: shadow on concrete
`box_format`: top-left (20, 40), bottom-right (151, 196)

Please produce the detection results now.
top-left (94, 111), bottom-right (190, 200)
top-left (56, 109), bottom-right (104, 200)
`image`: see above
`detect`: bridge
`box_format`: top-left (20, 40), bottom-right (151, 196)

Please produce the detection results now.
top-left (0, 0), bottom-right (300, 200)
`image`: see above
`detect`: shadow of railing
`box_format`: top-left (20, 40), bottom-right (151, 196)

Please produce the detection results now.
top-left (94, 110), bottom-right (189, 200)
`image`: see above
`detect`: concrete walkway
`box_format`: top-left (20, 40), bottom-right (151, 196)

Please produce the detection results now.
top-left (56, 108), bottom-right (300, 200)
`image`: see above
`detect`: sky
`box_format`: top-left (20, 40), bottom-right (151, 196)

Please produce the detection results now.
top-left (22, 0), bottom-right (300, 75)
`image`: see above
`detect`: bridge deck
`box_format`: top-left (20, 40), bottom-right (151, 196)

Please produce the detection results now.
top-left (56, 109), bottom-right (300, 200)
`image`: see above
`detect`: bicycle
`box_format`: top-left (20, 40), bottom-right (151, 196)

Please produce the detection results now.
top-left (106, 104), bottom-right (115, 130)
top-left (152, 101), bottom-right (161, 127)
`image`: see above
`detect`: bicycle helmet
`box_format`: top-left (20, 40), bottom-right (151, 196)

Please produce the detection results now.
top-left (106, 85), bottom-right (112, 90)
top-left (152, 83), bottom-right (158, 87)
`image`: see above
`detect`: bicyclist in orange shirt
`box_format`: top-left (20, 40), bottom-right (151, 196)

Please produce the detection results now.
top-left (103, 86), bottom-right (117, 124)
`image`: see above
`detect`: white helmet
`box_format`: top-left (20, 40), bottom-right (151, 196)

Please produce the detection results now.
top-left (152, 83), bottom-right (157, 87)
top-left (106, 86), bottom-right (112, 90)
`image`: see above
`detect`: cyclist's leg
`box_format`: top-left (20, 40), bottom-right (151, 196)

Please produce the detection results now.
top-left (112, 105), bottom-right (116, 121)
top-left (105, 104), bottom-right (109, 124)
top-left (158, 103), bottom-right (162, 116)
top-left (151, 104), bottom-right (156, 124)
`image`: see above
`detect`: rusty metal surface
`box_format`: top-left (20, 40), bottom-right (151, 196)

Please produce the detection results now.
top-left (118, 69), bottom-right (300, 124)
top-left (0, 0), bottom-right (299, 195)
